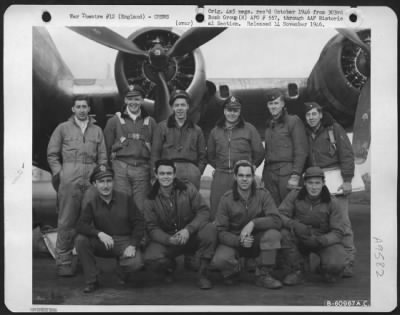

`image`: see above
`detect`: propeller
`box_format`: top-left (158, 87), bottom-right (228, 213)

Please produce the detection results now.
top-left (69, 26), bottom-right (226, 121)
top-left (336, 28), bottom-right (370, 55)
top-left (68, 27), bottom-right (148, 57)
top-left (168, 27), bottom-right (227, 57)
top-left (352, 78), bottom-right (370, 163)
top-left (153, 72), bottom-right (172, 122)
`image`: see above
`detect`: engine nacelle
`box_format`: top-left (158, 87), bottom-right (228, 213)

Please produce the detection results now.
top-left (307, 30), bottom-right (370, 128)
top-left (114, 28), bottom-right (206, 123)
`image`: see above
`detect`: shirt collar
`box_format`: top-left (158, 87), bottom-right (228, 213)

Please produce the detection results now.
top-left (74, 116), bottom-right (89, 133)
top-left (126, 106), bottom-right (141, 121)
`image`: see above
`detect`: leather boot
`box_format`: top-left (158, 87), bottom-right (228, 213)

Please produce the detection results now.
top-left (255, 266), bottom-right (282, 289)
top-left (198, 259), bottom-right (212, 289)
top-left (283, 270), bottom-right (304, 286)
top-left (342, 263), bottom-right (354, 278)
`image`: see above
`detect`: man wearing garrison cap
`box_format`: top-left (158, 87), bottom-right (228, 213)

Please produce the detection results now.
top-left (151, 90), bottom-right (207, 190)
top-left (75, 164), bottom-right (145, 293)
top-left (207, 95), bottom-right (264, 220)
top-left (103, 84), bottom-right (157, 213)
top-left (278, 166), bottom-right (347, 285)
top-left (262, 88), bottom-right (308, 206)
top-left (304, 101), bottom-right (356, 278)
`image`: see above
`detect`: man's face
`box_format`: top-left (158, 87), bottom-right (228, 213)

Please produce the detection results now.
top-left (72, 100), bottom-right (90, 121)
top-left (305, 177), bottom-right (324, 197)
top-left (224, 107), bottom-right (241, 124)
top-left (267, 96), bottom-right (285, 118)
top-left (94, 176), bottom-right (114, 198)
top-left (172, 98), bottom-right (189, 121)
top-left (125, 95), bottom-right (143, 114)
top-left (156, 165), bottom-right (176, 188)
top-left (305, 108), bottom-right (323, 128)
top-left (234, 166), bottom-right (254, 191)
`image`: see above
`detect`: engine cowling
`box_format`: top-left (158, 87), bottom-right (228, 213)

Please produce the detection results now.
top-left (114, 28), bottom-right (206, 122)
top-left (307, 30), bottom-right (370, 128)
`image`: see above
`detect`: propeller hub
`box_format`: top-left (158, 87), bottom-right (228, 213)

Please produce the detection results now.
top-left (143, 58), bottom-right (177, 84)
top-left (149, 43), bottom-right (169, 70)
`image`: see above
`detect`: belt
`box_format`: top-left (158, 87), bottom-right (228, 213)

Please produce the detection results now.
top-left (127, 133), bottom-right (146, 141)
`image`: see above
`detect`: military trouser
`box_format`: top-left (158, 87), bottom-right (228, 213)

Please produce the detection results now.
top-left (280, 229), bottom-right (346, 277)
top-left (211, 230), bottom-right (281, 278)
top-left (112, 159), bottom-right (151, 213)
top-left (336, 195), bottom-right (356, 266)
top-left (75, 234), bottom-right (144, 285)
top-left (144, 223), bottom-right (217, 272)
top-left (174, 162), bottom-right (201, 190)
top-left (210, 170), bottom-right (235, 220)
top-left (262, 163), bottom-right (293, 206)
top-left (56, 180), bottom-right (90, 266)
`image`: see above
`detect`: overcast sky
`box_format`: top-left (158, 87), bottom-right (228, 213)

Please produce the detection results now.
top-left (47, 27), bottom-right (338, 80)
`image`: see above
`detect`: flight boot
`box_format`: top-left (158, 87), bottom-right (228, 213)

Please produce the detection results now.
top-left (282, 270), bottom-right (305, 286)
top-left (255, 266), bottom-right (282, 289)
top-left (198, 259), bottom-right (212, 289)
top-left (342, 263), bottom-right (354, 278)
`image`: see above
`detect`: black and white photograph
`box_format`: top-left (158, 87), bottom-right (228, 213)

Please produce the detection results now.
top-left (4, 4), bottom-right (397, 312)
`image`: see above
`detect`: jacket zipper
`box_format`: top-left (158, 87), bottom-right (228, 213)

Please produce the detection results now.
top-left (228, 129), bottom-right (232, 169)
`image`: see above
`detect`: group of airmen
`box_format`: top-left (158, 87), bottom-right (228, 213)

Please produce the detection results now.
top-left (47, 85), bottom-right (356, 293)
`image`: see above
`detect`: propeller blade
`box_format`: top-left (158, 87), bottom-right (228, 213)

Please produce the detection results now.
top-left (336, 28), bottom-right (370, 55)
top-left (352, 79), bottom-right (370, 163)
top-left (168, 27), bottom-right (226, 57)
top-left (68, 27), bottom-right (148, 57)
top-left (153, 72), bottom-right (172, 122)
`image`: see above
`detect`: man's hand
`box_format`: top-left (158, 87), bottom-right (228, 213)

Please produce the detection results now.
top-left (240, 235), bottom-right (254, 248)
top-left (174, 228), bottom-right (190, 245)
top-left (240, 221), bottom-right (255, 243)
top-left (291, 221), bottom-right (312, 238)
top-left (300, 235), bottom-right (323, 250)
top-left (98, 232), bottom-right (114, 250)
top-left (287, 174), bottom-right (300, 189)
top-left (169, 234), bottom-right (181, 246)
top-left (338, 181), bottom-right (352, 196)
top-left (122, 245), bottom-right (136, 258)
top-left (301, 215), bottom-right (321, 228)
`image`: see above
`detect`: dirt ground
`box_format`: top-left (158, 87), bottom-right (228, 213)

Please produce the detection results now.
top-left (32, 190), bottom-right (370, 308)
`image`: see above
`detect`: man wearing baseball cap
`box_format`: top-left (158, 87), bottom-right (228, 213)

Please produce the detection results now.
top-left (303, 101), bottom-right (356, 277)
top-left (208, 96), bottom-right (264, 219)
top-left (263, 88), bottom-right (308, 206)
top-left (212, 160), bottom-right (283, 289)
top-left (103, 84), bottom-right (157, 213)
top-left (75, 164), bottom-right (145, 293)
top-left (278, 166), bottom-right (347, 285)
top-left (151, 90), bottom-right (207, 190)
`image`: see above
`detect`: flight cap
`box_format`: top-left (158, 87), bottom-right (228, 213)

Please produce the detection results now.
top-left (303, 166), bottom-right (325, 180)
top-left (90, 164), bottom-right (114, 183)
top-left (169, 90), bottom-right (190, 106)
top-left (125, 85), bottom-right (145, 98)
top-left (223, 95), bottom-right (242, 109)
top-left (266, 88), bottom-right (284, 102)
top-left (304, 101), bottom-right (322, 113)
